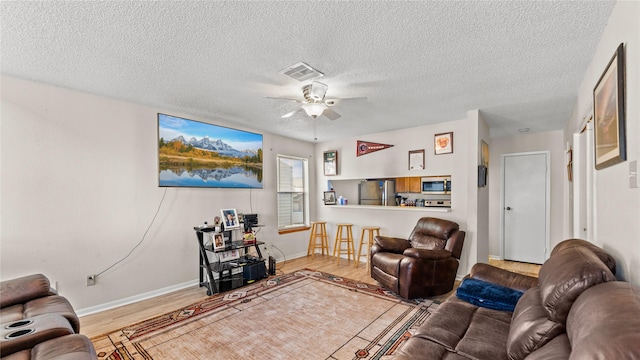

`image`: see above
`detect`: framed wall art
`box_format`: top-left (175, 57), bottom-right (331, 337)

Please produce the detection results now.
top-left (323, 150), bottom-right (338, 176)
top-left (158, 113), bottom-right (263, 188)
top-left (481, 140), bottom-right (489, 167)
top-left (434, 132), bottom-right (453, 155)
top-left (409, 149), bottom-right (425, 170)
top-left (594, 43), bottom-right (626, 170)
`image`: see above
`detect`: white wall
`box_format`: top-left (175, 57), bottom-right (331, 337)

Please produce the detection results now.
top-left (0, 75), bottom-right (314, 310)
top-left (487, 130), bottom-right (566, 258)
top-left (564, 1), bottom-right (640, 285)
top-left (474, 110), bottom-right (491, 263)
top-left (314, 116), bottom-right (481, 277)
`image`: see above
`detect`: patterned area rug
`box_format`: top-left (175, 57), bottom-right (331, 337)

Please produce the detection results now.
top-left (91, 269), bottom-right (440, 359)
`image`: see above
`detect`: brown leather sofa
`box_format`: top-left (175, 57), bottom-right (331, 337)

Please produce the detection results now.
top-left (394, 239), bottom-right (640, 359)
top-left (0, 274), bottom-right (97, 359)
top-left (3, 334), bottom-right (97, 360)
top-left (1, 274), bottom-right (80, 333)
top-left (370, 217), bottom-right (465, 299)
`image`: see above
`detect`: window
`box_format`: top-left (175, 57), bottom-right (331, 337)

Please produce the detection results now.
top-left (277, 155), bottom-right (309, 230)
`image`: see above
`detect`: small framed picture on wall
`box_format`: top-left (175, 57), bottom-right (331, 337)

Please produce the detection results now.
top-left (434, 132), bottom-right (453, 155)
top-left (408, 149), bottom-right (425, 170)
top-left (323, 150), bottom-right (338, 176)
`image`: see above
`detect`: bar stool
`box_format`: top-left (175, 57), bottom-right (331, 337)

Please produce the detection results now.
top-left (307, 221), bottom-right (330, 258)
top-left (333, 223), bottom-right (355, 263)
top-left (356, 226), bottom-right (381, 272)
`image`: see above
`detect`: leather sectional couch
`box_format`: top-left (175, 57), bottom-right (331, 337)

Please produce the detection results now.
top-left (0, 274), bottom-right (97, 359)
top-left (394, 239), bottom-right (640, 359)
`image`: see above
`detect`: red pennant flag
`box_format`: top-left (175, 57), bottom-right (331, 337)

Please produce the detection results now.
top-left (356, 140), bottom-right (394, 157)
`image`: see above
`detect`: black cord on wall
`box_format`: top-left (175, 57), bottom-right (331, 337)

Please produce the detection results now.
top-left (94, 188), bottom-right (168, 278)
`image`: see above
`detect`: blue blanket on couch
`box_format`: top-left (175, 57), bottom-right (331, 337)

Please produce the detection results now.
top-left (456, 278), bottom-right (524, 312)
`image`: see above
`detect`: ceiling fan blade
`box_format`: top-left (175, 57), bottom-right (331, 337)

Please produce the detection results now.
top-left (282, 108), bottom-right (303, 118)
top-left (324, 97), bottom-right (368, 106)
top-left (265, 96), bottom-right (302, 102)
top-left (322, 107), bottom-right (341, 121)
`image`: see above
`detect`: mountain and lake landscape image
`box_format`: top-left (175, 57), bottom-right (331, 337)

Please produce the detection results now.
top-left (158, 114), bottom-right (263, 188)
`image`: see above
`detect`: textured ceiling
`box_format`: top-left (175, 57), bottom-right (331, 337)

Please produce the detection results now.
top-left (1, 1), bottom-right (615, 142)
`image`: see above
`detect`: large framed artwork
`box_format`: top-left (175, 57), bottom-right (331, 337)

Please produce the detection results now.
top-left (158, 113), bottom-right (263, 188)
top-left (593, 43), bottom-right (626, 170)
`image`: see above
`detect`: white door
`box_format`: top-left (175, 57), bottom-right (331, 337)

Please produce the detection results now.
top-left (501, 152), bottom-right (549, 264)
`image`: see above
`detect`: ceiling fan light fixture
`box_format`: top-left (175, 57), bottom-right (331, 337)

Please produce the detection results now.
top-left (302, 102), bottom-right (326, 118)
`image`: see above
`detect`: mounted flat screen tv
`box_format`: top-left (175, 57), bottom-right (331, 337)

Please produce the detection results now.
top-left (158, 113), bottom-right (263, 188)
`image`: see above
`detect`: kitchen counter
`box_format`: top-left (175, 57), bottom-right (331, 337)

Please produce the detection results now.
top-left (325, 204), bottom-right (451, 212)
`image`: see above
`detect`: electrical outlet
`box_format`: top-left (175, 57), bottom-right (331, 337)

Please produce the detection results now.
top-left (86, 275), bottom-right (96, 286)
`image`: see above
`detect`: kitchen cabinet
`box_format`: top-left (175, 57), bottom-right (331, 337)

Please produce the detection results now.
top-left (396, 177), bottom-right (421, 193)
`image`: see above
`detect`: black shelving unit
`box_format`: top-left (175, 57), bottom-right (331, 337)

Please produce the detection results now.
top-left (194, 227), bottom-right (266, 296)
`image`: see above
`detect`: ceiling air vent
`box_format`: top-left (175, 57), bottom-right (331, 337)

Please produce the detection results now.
top-left (280, 62), bottom-right (324, 82)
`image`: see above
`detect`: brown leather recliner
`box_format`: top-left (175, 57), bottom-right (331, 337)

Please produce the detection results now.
top-left (370, 217), bottom-right (465, 299)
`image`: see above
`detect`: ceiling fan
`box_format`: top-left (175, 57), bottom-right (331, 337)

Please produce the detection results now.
top-left (270, 81), bottom-right (366, 121)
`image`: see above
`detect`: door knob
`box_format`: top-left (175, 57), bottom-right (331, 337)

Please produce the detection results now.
top-left (506, 207), bottom-right (512, 210)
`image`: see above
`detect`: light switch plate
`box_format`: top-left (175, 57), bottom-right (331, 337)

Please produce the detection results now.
top-left (630, 160), bottom-right (638, 188)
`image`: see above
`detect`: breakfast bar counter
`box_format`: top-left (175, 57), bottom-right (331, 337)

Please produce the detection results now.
top-left (325, 204), bottom-right (451, 212)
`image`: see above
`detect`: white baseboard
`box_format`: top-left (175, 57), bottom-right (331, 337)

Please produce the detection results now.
top-left (489, 255), bottom-right (502, 261)
top-left (77, 251), bottom-right (311, 317)
top-left (76, 250), bottom-right (409, 317)
top-left (76, 279), bottom-right (199, 317)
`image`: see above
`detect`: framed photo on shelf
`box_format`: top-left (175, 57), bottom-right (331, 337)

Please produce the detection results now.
top-left (408, 149), bottom-right (425, 170)
top-left (594, 43), bottom-right (626, 170)
top-left (212, 233), bottom-right (225, 250)
top-left (323, 150), bottom-right (338, 176)
top-left (323, 191), bottom-right (336, 205)
top-left (434, 132), bottom-right (453, 155)
top-left (220, 208), bottom-right (240, 230)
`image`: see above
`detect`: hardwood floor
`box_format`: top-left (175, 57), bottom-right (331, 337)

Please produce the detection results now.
top-left (488, 258), bottom-right (541, 278)
top-left (79, 255), bottom-right (540, 338)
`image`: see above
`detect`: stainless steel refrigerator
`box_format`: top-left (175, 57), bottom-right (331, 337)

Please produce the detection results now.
top-left (358, 180), bottom-right (396, 206)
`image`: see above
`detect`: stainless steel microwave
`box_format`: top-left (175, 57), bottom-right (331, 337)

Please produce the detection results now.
top-left (421, 176), bottom-right (451, 194)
